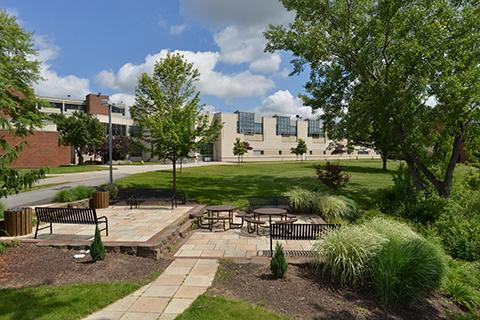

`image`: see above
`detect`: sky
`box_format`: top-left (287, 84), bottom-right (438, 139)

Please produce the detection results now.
top-left (1, 0), bottom-right (314, 118)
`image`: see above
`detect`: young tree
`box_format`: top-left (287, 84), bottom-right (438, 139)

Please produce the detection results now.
top-left (265, 0), bottom-right (480, 197)
top-left (133, 53), bottom-right (222, 199)
top-left (291, 138), bottom-right (308, 160)
top-left (233, 138), bottom-right (249, 164)
top-left (0, 10), bottom-right (46, 197)
top-left (54, 112), bottom-right (106, 165)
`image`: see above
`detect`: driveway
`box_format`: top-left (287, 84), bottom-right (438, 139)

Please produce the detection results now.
top-left (3, 162), bottom-right (230, 209)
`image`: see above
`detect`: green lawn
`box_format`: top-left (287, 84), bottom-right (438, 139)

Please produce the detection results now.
top-left (176, 295), bottom-right (287, 320)
top-left (117, 160), bottom-right (399, 209)
top-left (47, 165), bottom-right (113, 174)
top-left (0, 276), bottom-right (159, 320)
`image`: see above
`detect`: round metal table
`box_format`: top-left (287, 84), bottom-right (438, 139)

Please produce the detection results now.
top-left (253, 207), bottom-right (287, 225)
top-left (204, 205), bottom-right (237, 230)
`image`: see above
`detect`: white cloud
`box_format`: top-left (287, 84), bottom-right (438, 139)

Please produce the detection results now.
top-left (256, 90), bottom-right (314, 119)
top-left (33, 35), bottom-right (59, 62)
top-left (169, 24), bottom-right (188, 35)
top-left (110, 93), bottom-right (135, 107)
top-left (35, 64), bottom-right (90, 98)
top-left (214, 25), bottom-right (281, 73)
top-left (30, 36), bottom-right (90, 98)
top-left (96, 49), bottom-right (275, 99)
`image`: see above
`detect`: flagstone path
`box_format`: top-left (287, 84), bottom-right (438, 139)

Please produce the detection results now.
top-left (84, 258), bottom-right (219, 320)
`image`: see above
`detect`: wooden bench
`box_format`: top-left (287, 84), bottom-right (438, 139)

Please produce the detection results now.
top-left (34, 207), bottom-right (108, 239)
top-left (248, 196), bottom-right (290, 213)
top-left (269, 223), bottom-right (338, 252)
top-left (118, 188), bottom-right (181, 210)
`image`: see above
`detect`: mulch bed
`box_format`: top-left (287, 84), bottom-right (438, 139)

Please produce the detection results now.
top-left (208, 261), bottom-right (464, 320)
top-left (0, 243), bottom-right (169, 289)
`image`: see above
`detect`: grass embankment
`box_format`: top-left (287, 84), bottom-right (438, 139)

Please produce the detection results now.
top-left (176, 295), bottom-right (287, 320)
top-left (117, 160), bottom-right (399, 209)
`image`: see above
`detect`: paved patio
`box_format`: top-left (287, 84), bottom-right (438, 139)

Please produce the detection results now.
top-left (174, 216), bottom-right (318, 259)
top-left (12, 205), bottom-right (193, 243)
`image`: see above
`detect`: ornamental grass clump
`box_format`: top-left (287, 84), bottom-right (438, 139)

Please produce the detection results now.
top-left (371, 238), bottom-right (446, 305)
top-left (314, 224), bottom-right (387, 287)
top-left (284, 187), bottom-right (358, 222)
top-left (442, 260), bottom-right (480, 310)
top-left (270, 242), bottom-right (288, 279)
top-left (90, 226), bottom-right (106, 262)
top-left (54, 185), bottom-right (96, 202)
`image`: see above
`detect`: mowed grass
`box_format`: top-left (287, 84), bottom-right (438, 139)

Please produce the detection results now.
top-left (117, 160), bottom-right (399, 209)
top-left (0, 282), bottom-right (141, 320)
top-left (176, 295), bottom-right (287, 320)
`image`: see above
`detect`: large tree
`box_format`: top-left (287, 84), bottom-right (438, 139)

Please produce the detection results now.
top-left (266, 0), bottom-right (480, 197)
top-left (133, 53), bottom-right (222, 199)
top-left (0, 10), bottom-right (46, 198)
top-left (54, 112), bottom-right (106, 165)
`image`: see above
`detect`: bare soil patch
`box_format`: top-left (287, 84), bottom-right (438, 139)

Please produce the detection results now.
top-left (0, 243), bottom-right (169, 289)
top-left (208, 261), bottom-right (464, 320)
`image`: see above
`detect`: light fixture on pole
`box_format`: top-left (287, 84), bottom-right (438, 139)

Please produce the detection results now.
top-left (100, 97), bottom-right (113, 186)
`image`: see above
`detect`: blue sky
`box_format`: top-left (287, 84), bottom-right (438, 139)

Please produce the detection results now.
top-left (1, 0), bottom-right (313, 117)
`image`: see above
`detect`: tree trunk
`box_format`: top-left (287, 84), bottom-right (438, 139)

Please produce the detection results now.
top-left (238, 155), bottom-right (240, 165)
top-left (76, 148), bottom-right (84, 165)
top-left (180, 159), bottom-right (183, 173)
top-left (172, 156), bottom-right (177, 201)
top-left (381, 151), bottom-right (388, 171)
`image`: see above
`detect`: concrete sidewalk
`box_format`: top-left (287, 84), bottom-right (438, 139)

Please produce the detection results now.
top-left (85, 258), bottom-right (219, 320)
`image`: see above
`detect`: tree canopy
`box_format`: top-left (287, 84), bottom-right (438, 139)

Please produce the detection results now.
top-left (266, 0), bottom-right (480, 196)
top-left (233, 138), bottom-right (251, 164)
top-left (133, 53), bottom-right (222, 196)
top-left (291, 138), bottom-right (308, 159)
top-left (0, 10), bottom-right (46, 197)
top-left (53, 112), bottom-right (106, 165)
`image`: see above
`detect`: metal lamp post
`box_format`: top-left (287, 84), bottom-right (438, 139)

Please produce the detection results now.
top-left (101, 98), bottom-right (113, 186)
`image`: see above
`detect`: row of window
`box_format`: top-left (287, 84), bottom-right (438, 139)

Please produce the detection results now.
top-left (252, 150), bottom-right (330, 156)
top-left (236, 112), bottom-right (325, 138)
top-left (104, 123), bottom-right (127, 136)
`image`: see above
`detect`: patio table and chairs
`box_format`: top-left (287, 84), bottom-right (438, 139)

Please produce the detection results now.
top-left (245, 207), bottom-right (297, 235)
top-left (202, 205), bottom-right (239, 231)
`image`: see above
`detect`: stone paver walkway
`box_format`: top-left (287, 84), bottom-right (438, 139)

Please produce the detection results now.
top-left (85, 258), bottom-right (219, 320)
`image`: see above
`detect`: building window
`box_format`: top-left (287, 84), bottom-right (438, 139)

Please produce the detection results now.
top-left (307, 119), bottom-right (324, 138)
top-left (236, 111), bottom-right (262, 135)
top-left (279, 150), bottom-right (282, 155)
top-left (310, 150), bottom-right (313, 155)
top-left (105, 123), bottom-right (126, 136)
top-left (111, 105), bottom-right (125, 115)
top-left (65, 103), bottom-right (86, 112)
top-left (253, 150), bottom-right (264, 156)
top-left (276, 116), bottom-right (297, 136)
top-left (50, 102), bottom-right (63, 110)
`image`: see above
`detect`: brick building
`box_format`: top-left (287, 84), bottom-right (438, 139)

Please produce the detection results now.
top-left (3, 93), bottom-right (132, 168)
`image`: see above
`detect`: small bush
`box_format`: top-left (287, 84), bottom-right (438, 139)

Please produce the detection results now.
top-left (0, 241), bottom-right (6, 254)
top-left (0, 201), bottom-right (4, 219)
top-left (364, 217), bottom-right (420, 242)
top-left (284, 187), bottom-right (317, 213)
top-left (270, 242), bottom-right (288, 279)
top-left (314, 224), bottom-right (387, 287)
top-left (371, 238), bottom-right (446, 305)
top-left (90, 226), bottom-right (106, 262)
top-left (54, 186), bottom-right (96, 203)
top-left (315, 162), bottom-right (350, 190)
top-left (98, 184), bottom-right (119, 200)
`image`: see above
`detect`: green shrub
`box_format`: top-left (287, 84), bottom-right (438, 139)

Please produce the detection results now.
top-left (90, 226), bottom-right (106, 262)
top-left (314, 224), bottom-right (387, 287)
top-left (436, 216), bottom-right (480, 261)
top-left (0, 201), bottom-right (4, 219)
top-left (371, 238), bottom-right (446, 305)
top-left (284, 187), bottom-right (358, 222)
top-left (0, 241), bottom-right (6, 254)
top-left (443, 260), bottom-right (480, 310)
top-left (270, 242), bottom-right (288, 279)
top-left (379, 164), bottom-right (448, 223)
top-left (98, 184), bottom-right (118, 200)
top-left (54, 186), bottom-right (96, 203)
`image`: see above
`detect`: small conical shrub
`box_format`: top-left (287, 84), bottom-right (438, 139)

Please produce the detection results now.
top-left (90, 226), bottom-right (106, 262)
top-left (270, 242), bottom-right (288, 278)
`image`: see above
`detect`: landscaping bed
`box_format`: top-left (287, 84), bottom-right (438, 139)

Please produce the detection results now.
top-left (208, 261), bottom-right (464, 320)
top-left (0, 243), bottom-right (169, 289)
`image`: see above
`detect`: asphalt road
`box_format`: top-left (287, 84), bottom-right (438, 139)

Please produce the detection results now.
top-left (3, 162), bottom-right (229, 209)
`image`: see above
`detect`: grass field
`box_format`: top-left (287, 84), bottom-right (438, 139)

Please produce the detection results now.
top-left (0, 282), bottom-right (140, 320)
top-left (176, 295), bottom-right (287, 320)
top-left (117, 160), bottom-right (400, 209)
